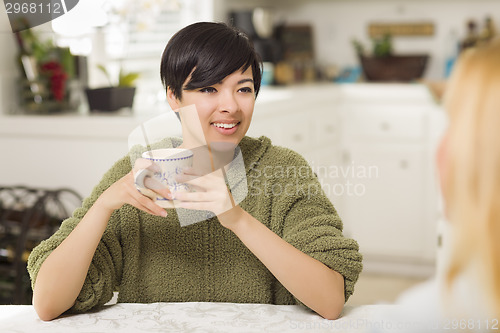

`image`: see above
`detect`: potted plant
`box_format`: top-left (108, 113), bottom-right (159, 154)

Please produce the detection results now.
top-left (85, 65), bottom-right (140, 112)
top-left (14, 25), bottom-right (75, 114)
top-left (352, 34), bottom-right (429, 82)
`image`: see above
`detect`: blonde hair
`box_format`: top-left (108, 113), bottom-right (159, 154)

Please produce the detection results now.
top-left (443, 37), bottom-right (500, 317)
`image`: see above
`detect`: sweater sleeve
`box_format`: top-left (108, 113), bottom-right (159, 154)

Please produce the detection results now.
top-left (27, 156), bottom-right (131, 313)
top-left (268, 147), bottom-right (363, 303)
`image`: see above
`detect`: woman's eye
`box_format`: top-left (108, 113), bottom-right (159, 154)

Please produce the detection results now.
top-left (238, 87), bottom-right (253, 93)
top-left (200, 87), bottom-right (217, 93)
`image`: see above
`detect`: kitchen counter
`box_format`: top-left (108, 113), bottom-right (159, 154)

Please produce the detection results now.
top-left (0, 111), bottom-right (173, 140)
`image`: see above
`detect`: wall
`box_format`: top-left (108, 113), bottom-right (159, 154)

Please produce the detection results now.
top-left (0, 1), bottom-right (221, 116)
top-left (0, 10), bottom-right (20, 114)
top-left (2, 0), bottom-right (497, 114)
top-left (225, 0), bottom-right (500, 80)
top-left (0, 11), bottom-right (57, 115)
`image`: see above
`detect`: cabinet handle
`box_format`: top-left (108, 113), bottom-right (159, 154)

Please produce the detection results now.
top-left (325, 125), bottom-right (335, 133)
top-left (342, 150), bottom-right (351, 163)
top-left (380, 122), bottom-right (391, 131)
top-left (400, 160), bottom-right (408, 169)
top-left (292, 133), bottom-right (303, 142)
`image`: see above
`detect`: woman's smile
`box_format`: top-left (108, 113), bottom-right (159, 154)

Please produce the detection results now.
top-left (211, 120), bottom-right (241, 135)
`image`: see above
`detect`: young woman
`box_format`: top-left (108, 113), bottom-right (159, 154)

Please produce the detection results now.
top-left (438, 36), bottom-right (500, 320)
top-left (28, 22), bottom-right (362, 321)
top-left (386, 38), bottom-right (500, 331)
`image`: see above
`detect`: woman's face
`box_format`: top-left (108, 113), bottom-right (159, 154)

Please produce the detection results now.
top-left (167, 67), bottom-right (256, 148)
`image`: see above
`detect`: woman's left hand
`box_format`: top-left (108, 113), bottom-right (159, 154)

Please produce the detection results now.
top-left (173, 167), bottom-right (237, 226)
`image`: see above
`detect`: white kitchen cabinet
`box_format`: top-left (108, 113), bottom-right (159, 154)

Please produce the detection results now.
top-left (341, 143), bottom-right (427, 258)
top-left (337, 85), bottom-right (443, 275)
top-left (249, 84), bottom-right (343, 208)
top-left (342, 106), bottom-right (427, 142)
top-left (250, 112), bottom-right (312, 152)
top-left (308, 112), bottom-right (343, 208)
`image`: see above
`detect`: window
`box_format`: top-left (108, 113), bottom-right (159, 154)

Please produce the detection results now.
top-left (52, 0), bottom-right (216, 115)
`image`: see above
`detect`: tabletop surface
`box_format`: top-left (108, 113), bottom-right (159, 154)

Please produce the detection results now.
top-left (0, 302), bottom-right (391, 333)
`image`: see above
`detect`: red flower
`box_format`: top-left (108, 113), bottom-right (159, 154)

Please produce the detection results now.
top-left (41, 61), bottom-right (68, 102)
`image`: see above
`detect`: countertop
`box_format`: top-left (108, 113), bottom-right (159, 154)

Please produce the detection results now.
top-left (0, 83), bottom-right (440, 139)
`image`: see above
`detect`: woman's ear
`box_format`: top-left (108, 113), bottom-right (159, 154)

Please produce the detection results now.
top-left (166, 88), bottom-right (181, 111)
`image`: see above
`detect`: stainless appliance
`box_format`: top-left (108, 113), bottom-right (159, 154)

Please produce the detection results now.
top-left (229, 8), bottom-right (280, 63)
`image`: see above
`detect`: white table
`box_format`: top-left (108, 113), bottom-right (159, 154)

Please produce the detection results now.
top-left (0, 302), bottom-right (391, 333)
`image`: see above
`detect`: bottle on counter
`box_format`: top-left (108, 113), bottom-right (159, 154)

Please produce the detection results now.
top-left (460, 19), bottom-right (479, 52)
top-left (444, 29), bottom-right (460, 78)
top-left (0, 246), bottom-right (30, 263)
top-left (479, 16), bottom-right (497, 44)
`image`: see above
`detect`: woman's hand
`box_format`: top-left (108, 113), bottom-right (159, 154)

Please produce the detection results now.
top-left (95, 159), bottom-right (169, 217)
top-left (34, 158), bottom-right (173, 321)
top-left (173, 167), bottom-right (236, 227)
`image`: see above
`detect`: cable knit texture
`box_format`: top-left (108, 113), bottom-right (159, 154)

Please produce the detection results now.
top-left (27, 136), bottom-right (362, 313)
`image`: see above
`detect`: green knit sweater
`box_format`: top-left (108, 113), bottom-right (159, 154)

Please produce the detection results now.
top-left (27, 136), bottom-right (362, 313)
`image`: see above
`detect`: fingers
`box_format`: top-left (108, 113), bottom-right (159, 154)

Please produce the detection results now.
top-left (171, 190), bottom-right (210, 202)
top-left (124, 172), bottom-right (168, 217)
top-left (176, 169), bottom-right (225, 188)
top-left (143, 176), bottom-right (173, 200)
top-left (132, 167), bottom-right (234, 216)
top-left (130, 192), bottom-right (168, 217)
top-left (173, 190), bottom-right (234, 215)
top-left (133, 159), bottom-right (173, 200)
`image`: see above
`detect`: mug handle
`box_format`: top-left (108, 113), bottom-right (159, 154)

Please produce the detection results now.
top-left (134, 168), bottom-right (174, 208)
top-left (134, 167), bottom-right (167, 192)
top-left (134, 168), bottom-right (153, 189)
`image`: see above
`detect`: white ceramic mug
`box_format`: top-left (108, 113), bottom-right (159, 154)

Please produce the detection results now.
top-left (134, 148), bottom-right (193, 208)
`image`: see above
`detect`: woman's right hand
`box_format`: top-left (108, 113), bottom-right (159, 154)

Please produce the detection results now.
top-left (33, 161), bottom-right (171, 321)
top-left (95, 159), bottom-right (169, 217)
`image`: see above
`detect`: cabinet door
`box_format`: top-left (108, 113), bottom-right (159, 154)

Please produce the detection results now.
top-left (306, 148), bottom-right (343, 211)
top-left (248, 112), bottom-right (311, 154)
top-left (341, 143), bottom-right (427, 259)
top-left (246, 115), bottom-right (282, 143)
top-left (341, 105), bottom-right (426, 143)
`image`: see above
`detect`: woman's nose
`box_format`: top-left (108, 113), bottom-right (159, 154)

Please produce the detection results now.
top-left (218, 91), bottom-right (238, 113)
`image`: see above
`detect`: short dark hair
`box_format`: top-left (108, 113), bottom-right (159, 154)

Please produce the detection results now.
top-left (160, 22), bottom-right (262, 100)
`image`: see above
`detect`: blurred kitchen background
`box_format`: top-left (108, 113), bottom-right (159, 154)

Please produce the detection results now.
top-left (0, 0), bottom-right (498, 305)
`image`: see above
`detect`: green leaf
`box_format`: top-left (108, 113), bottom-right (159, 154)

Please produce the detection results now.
top-left (97, 64), bottom-right (113, 86)
top-left (373, 33), bottom-right (393, 57)
top-left (351, 39), bottom-right (365, 56)
top-left (59, 47), bottom-right (75, 78)
top-left (118, 71), bottom-right (140, 87)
